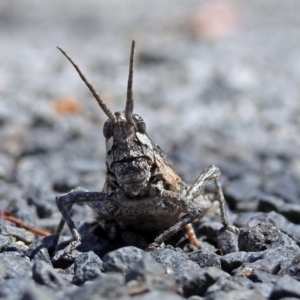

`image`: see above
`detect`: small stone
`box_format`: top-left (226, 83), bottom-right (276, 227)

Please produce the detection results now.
top-left (238, 222), bottom-right (286, 252)
top-left (233, 244), bottom-right (300, 275)
top-left (102, 246), bottom-right (145, 274)
top-left (0, 234), bottom-right (10, 251)
top-left (149, 248), bottom-right (188, 269)
top-left (257, 194), bottom-right (300, 224)
top-left (235, 211), bottom-right (300, 247)
top-left (176, 266), bottom-right (229, 298)
top-left (27, 195), bottom-right (55, 218)
top-left (133, 290), bottom-right (185, 300)
top-left (0, 223), bottom-right (35, 244)
top-left (270, 275), bottom-right (300, 300)
top-left (204, 289), bottom-right (265, 300)
top-left (278, 255), bottom-right (300, 280)
top-left (32, 260), bottom-right (65, 288)
top-left (188, 250), bottom-right (221, 269)
top-left (4, 243), bottom-right (28, 257)
top-left (252, 282), bottom-right (273, 299)
top-left (205, 276), bottom-right (254, 296)
top-left (187, 296), bottom-right (204, 300)
top-left (217, 229), bottom-right (239, 254)
top-left (71, 272), bottom-right (126, 300)
top-left (0, 278), bottom-right (55, 300)
top-left (126, 253), bottom-right (164, 280)
top-left (198, 221), bottom-right (223, 245)
top-left (224, 174), bottom-right (261, 211)
top-left (72, 251), bottom-right (103, 285)
top-left (248, 269), bottom-right (278, 285)
top-left (0, 254), bottom-right (32, 279)
top-left (126, 254), bottom-right (176, 293)
top-left (32, 247), bottom-right (52, 265)
top-left (220, 251), bottom-right (250, 273)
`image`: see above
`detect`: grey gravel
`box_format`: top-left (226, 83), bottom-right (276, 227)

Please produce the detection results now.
top-left (32, 259), bottom-right (65, 289)
top-left (1, 1), bottom-right (300, 299)
top-left (125, 254), bottom-right (177, 293)
top-left (220, 251), bottom-right (250, 273)
top-left (149, 248), bottom-right (188, 269)
top-left (204, 289), bottom-right (266, 300)
top-left (234, 210), bottom-right (300, 247)
top-left (0, 278), bottom-right (56, 300)
top-left (188, 250), bottom-right (221, 269)
top-left (278, 255), bottom-right (300, 280)
top-left (0, 234), bottom-right (10, 251)
top-left (0, 223), bottom-right (35, 244)
top-left (0, 254), bottom-right (32, 279)
top-left (72, 251), bottom-right (103, 285)
top-left (70, 272), bottom-right (127, 300)
top-left (102, 246), bottom-right (145, 274)
top-left (238, 222), bottom-right (284, 252)
top-left (216, 229), bottom-right (239, 254)
top-left (176, 266), bottom-right (229, 298)
top-left (204, 276), bottom-right (256, 297)
top-left (270, 275), bottom-right (300, 300)
top-left (134, 290), bottom-right (185, 300)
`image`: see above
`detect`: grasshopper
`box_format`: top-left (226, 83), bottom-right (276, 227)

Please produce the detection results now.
top-left (55, 41), bottom-right (234, 254)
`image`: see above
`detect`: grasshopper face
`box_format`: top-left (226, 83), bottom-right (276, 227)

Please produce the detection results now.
top-left (104, 112), bottom-right (153, 196)
top-left (58, 41), bottom-right (156, 197)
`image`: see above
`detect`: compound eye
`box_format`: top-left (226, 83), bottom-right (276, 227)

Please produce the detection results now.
top-left (103, 120), bottom-right (112, 138)
top-left (133, 114), bottom-right (146, 133)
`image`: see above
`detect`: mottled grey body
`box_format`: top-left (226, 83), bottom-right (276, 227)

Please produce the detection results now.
top-left (55, 41), bottom-right (233, 256)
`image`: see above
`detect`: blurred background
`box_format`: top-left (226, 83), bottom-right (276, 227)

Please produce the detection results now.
top-left (1, 0), bottom-right (300, 224)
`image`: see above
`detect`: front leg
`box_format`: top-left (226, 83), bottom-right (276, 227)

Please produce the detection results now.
top-left (55, 187), bottom-right (88, 237)
top-left (55, 190), bottom-right (108, 253)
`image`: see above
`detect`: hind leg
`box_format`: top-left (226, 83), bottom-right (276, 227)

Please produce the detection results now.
top-left (186, 165), bottom-right (238, 233)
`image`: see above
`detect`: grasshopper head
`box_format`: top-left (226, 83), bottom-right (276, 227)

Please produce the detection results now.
top-left (103, 111), bottom-right (152, 196)
top-left (103, 41), bottom-right (154, 196)
top-left (58, 41), bottom-right (153, 196)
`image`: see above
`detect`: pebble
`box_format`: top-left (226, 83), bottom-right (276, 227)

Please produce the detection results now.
top-left (216, 229), bottom-right (239, 254)
top-left (133, 290), bottom-right (186, 300)
top-left (0, 278), bottom-right (55, 300)
top-left (220, 251), bottom-right (250, 273)
top-left (125, 254), bottom-right (176, 293)
top-left (270, 275), bottom-right (300, 300)
top-left (149, 248), bottom-right (188, 269)
top-left (176, 266), bottom-right (229, 298)
top-left (72, 251), bottom-right (103, 285)
top-left (188, 250), bottom-right (221, 269)
top-left (70, 272), bottom-right (127, 300)
top-left (0, 223), bottom-right (35, 244)
top-left (235, 211), bottom-right (300, 246)
top-left (204, 289), bottom-right (266, 300)
top-left (257, 194), bottom-right (300, 224)
top-left (278, 255), bottom-right (300, 280)
top-left (0, 254), bottom-right (32, 279)
top-left (0, 234), bottom-right (10, 251)
top-left (224, 174), bottom-right (261, 211)
top-left (204, 276), bottom-right (255, 297)
top-left (102, 246), bottom-right (145, 274)
top-left (32, 259), bottom-right (65, 288)
top-left (238, 222), bottom-right (283, 252)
